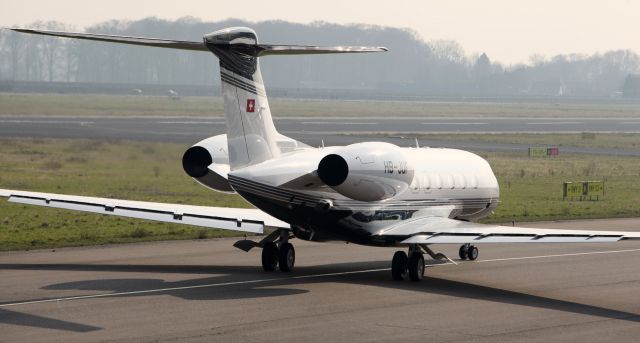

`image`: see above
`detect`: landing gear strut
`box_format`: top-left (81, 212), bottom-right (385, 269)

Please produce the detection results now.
top-left (260, 230), bottom-right (296, 272)
top-left (458, 243), bottom-right (479, 261)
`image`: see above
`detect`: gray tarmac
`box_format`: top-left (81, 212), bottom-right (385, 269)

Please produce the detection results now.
top-left (1, 218), bottom-right (640, 342)
top-left (2, 116), bottom-right (640, 156)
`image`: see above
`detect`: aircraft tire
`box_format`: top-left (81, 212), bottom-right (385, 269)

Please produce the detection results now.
top-left (391, 251), bottom-right (408, 280)
top-left (408, 252), bottom-right (425, 282)
top-left (459, 245), bottom-right (468, 260)
top-left (278, 242), bottom-right (295, 272)
top-left (261, 242), bottom-right (279, 271)
top-left (467, 245), bottom-right (479, 261)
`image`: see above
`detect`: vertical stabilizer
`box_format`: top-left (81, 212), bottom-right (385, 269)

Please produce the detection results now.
top-left (204, 27), bottom-right (280, 170)
top-left (6, 27), bottom-right (387, 171)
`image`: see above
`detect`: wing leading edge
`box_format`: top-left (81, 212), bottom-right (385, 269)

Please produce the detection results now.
top-left (378, 216), bottom-right (640, 244)
top-left (0, 189), bottom-right (289, 234)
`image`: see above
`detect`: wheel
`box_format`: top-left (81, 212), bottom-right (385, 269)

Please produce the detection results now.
top-left (408, 252), bottom-right (425, 282)
top-left (278, 242), bottom-right (295, 272)
top-left (459, 245), bottom-right (468, 260)
top-left (391, 251), bottom-right (408, 280)
top-left (467, 245), bottom-right (479, 261)
top-left (261, 242), bottom-right (279, 271)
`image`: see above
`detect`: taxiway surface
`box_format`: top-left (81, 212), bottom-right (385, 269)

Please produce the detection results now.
top-left (1, 218), bottom-right (639, 342)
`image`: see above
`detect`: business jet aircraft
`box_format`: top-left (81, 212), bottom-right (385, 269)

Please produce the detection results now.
top-left (2, 27), bottom-right (639, 282)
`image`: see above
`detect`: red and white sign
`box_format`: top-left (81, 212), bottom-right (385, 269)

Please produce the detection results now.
top-left (246, 99), bottom-right (255, 113)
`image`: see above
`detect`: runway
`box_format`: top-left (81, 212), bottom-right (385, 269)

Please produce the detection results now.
top-left (1, 218), bottom-right (639, 342)
top-left (3, 116), bottom-right (640, 140)
top-left (2, 116), bottom-right (640, 156)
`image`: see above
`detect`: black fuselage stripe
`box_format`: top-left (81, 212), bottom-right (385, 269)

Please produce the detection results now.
top-left (229, 175), bottom-right (495, 205)
top-left (228, 176), bottom-right (496, 209)
top-left (229, 175), bottom-right (496, 205)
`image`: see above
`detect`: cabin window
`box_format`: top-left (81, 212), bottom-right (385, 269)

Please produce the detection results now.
top-left (446, 174), bottom-right (454, 189)
top-left (421, 174), bottom-right (430, 190)
top-left (467, 174), bottom-right (479, 189)
top-left (430, 174), bottom-right (442, 189)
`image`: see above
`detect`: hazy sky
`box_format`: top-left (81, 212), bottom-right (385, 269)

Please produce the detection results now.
top-left (3, 0), bottom-right (639, 65)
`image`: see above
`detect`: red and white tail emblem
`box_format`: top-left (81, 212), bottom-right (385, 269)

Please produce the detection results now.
top-left (246, 99), bottom-right (255, 112)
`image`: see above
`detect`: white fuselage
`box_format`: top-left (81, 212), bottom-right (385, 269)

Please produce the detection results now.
top-left (228, 144), bottom-right (500, 245)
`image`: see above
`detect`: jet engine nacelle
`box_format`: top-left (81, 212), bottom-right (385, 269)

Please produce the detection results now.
top-left (182, 134), bottom-right (235, 193)
top-left (317, 142), bottom-right (414, 202)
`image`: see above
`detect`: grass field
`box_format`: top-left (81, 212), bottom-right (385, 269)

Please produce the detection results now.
top-left (485, 152), bottom-right (640, 222)
top-left (2, 93), bottom-right (640, 118)
top-left (1, 137), bottom-right (639, 251)
top-left (354, 132), bottom-right (640, 151)
top-left (0, 138), bottom-right (249, 251)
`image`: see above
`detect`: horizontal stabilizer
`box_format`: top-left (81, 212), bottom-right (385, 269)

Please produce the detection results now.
top-left (8, 28), bottom-right (209, 51)
top-left (7, 28), bottom-right (388, 56)
top-left (256, 45), bottom-right (388, 56)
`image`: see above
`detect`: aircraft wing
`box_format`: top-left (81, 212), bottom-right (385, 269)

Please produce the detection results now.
top-left (377, 216), bottom-right (640, 244)
top-left (0, 189), bottom-right (289, 234)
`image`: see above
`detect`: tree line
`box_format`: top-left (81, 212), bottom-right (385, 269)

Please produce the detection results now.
top-left (1, 17), bottom-right (639, 97)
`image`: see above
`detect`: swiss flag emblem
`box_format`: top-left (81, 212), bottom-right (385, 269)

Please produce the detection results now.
top-left (246, 99), bottom-right (255, 112)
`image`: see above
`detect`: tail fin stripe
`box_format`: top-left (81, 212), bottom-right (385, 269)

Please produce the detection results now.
top-left (221, 75), bottom-right (259, 96)
top-left (220, 73), bottom-right (266, 97)
top-left (220, 68), bottom-right (266, 94)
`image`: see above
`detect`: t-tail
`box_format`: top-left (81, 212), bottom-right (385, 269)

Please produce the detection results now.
top-left (204, 27), bottom-right (280, 170)
top-left (7, 27), bottom-right (388, 170)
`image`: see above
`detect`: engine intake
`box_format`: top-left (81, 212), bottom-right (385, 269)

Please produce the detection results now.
top-left (182, 135), bottom-right (234, 193)
top-left (317, 142), bottom-right (414, 202)
top-left (182, 146), bottom-right (212, 178)
top-left (317, 154), bottom-right (348, 186)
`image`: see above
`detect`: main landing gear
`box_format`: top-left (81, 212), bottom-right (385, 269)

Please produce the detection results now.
top-left (261, 230), bottom-right (296, 272)
top-left (458, 243), bottom-right (479, 261)
top-left (391, 245), bottom-right (426, 282)
top-left (391, 244), bottom-right (473, 281)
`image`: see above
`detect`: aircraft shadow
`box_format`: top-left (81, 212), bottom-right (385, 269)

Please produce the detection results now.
top-left (360, 274), bottom-right (640, 323)
top-left (0, 308), bottom-right (101, 333)
top-left (0, 260), bottom-right (386, 275)
top-left (1, 260), bottom-right (638, 329)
